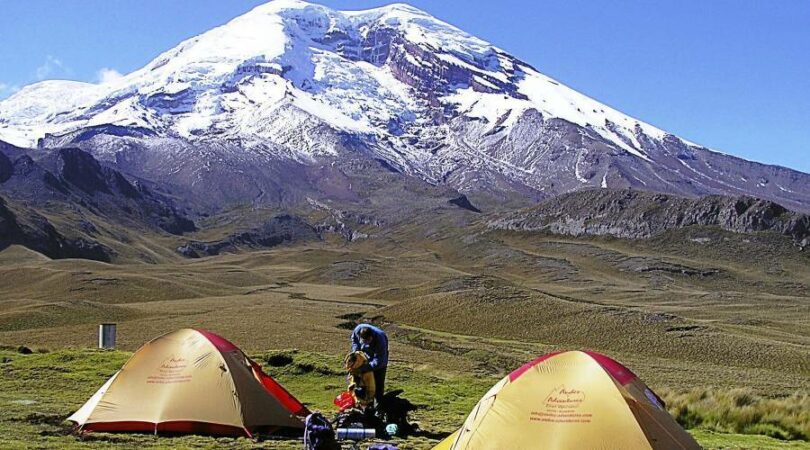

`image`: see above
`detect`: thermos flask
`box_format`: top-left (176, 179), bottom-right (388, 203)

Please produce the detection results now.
top-left (336, 428), bottom-right (376, 441)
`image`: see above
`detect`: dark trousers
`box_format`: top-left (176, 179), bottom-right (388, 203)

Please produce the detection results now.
top-left (373, 367), bottom-right (387, 406)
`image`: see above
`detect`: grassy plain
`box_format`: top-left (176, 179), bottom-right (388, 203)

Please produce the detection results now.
top-left (0, 220), bottom-right (808, 449)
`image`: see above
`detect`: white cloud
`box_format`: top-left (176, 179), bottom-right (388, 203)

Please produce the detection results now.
top-left (96, 67), bottom-right (124, 85)
top-left (35, 55), bottom-right (72, 80)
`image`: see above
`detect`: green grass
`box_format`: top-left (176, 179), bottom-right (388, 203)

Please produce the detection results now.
top-left (0, 348), bottom-right (484, 449)
top-left (2, 348), bottom-right (808, 449)
top-left (661, 388), bottom-right (810, 441)
top-left (690, 430), bottom-right (810, 449)
top-left (1, 224), bottom-right (808, 448)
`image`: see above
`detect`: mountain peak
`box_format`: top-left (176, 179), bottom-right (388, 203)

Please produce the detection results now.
top-left (346, 2), bottom-right (432, 17)
top-left (250, 0), bottom-right (431, 17)
top-left (0, 1), bottom-right (757, 158)
top-left (248, 0), bottom-right (323, 14)
top-left (1, 1), bottom-right (809, 213)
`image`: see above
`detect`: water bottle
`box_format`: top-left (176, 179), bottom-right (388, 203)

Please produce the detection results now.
top-left (336, 427), bottom-right (376, 441)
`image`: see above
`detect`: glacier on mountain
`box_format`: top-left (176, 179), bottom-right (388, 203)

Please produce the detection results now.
top-left (0, 0), bottom-right (663, 156)
top-left (1, 0), bottom-right (809, 212)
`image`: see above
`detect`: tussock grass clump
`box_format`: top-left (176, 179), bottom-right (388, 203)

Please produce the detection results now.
top-left (661, 388), bottom-right (810, 441)
top-left (258, 350), bottom-right (343, 376)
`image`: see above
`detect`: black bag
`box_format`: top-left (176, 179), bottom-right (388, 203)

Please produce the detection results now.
top-left (334, 408), bottom-right (380, 430)
top-left (377, 390), bottom-right (419, 437)
top-left (304, 412), bottom-right (339, 450)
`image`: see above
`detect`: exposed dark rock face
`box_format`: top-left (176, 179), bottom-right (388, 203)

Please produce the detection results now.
top-left (0, 145), bottom-right (195, 236)
top-left (0, 143), bottom-right (198, 261)
top-left (0, 195), bottom-right (114, 261)
top-left (488, 189), bottom-right (810, 247)
top-left (448, 195), bottom-right (481, 213)
top-left (9, 153), bottom-right (71, 195)
top-left (0, 151), bottom-right (12, 183)
top-left (0, 196), bottom-right (18, 241)
top-left (177, 215), bottom-right (320, 257)
top-left (39, 124), bottom-right (157, 148)
top-left (55, 147), bottom-right (115, 196)
top-left (304, 6), bottom-right (527, 110)
top-left (369, 33), bottom-right (527, 109)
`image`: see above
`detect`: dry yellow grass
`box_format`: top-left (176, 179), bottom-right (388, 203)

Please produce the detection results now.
top-left (0, 222), bottom-right (808, 446)
top-left (661, 388), bottom-right (810, 441)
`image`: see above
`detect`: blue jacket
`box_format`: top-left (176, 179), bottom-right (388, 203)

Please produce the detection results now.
top-left (350, 324), bottom-right (389, 371)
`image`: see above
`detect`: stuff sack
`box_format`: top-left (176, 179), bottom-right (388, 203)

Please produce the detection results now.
top-left (303, 412), bottom-right (339, 450)
top-left (334, 390), bottom-right (357, 411)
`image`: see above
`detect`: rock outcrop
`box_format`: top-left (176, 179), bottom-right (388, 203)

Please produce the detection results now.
top-left (488, 189), bottom-right (810, 247)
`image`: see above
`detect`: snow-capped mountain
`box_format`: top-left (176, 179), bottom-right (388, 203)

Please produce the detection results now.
top-left (1, 0), bottom-right (809, 212)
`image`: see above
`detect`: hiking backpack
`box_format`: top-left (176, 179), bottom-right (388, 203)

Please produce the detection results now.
top-left (303, 412), bottom-right (339, 450)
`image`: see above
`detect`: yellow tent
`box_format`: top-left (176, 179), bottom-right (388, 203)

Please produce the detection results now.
top-left (434, 350), bottom-right (700, 450)
top-left (68, 329), bottom-right (308, 437)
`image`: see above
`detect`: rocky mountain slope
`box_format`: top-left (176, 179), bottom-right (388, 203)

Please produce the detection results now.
top-left (0, 142), bottom-right (195, 235)
top-left (488, 189), bottom-right (810, 248)
top-left (177, 215), bottom-right (320, 257)
top-left (0, 141), bottom-right (200, 261)
top-left (0, 194), bottom-right (114, 261)
top-left (0, 0), bottom-right (808, 213)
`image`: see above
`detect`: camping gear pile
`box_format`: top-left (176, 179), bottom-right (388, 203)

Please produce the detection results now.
top-left (304, 396), bottom-right (410, 450)
top-left (68, 330), bottom-right (699, 449)
top-left (320, 388), bottom-right (417, 449)
top-left (312, 348), bottom-right (418, 447)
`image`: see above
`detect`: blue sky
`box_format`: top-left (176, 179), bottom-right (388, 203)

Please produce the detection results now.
top-left (1, 0), bottom-right (807, 172)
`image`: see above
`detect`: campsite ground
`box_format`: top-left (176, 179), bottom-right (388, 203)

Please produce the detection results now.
top-left (1, 347), bottom-right (808, 450)
top-left (0, 221), bottom-right (808, 449)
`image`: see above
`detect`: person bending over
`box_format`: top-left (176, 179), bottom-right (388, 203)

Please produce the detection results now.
top-left (350, 324), bottom-right (388, 407)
